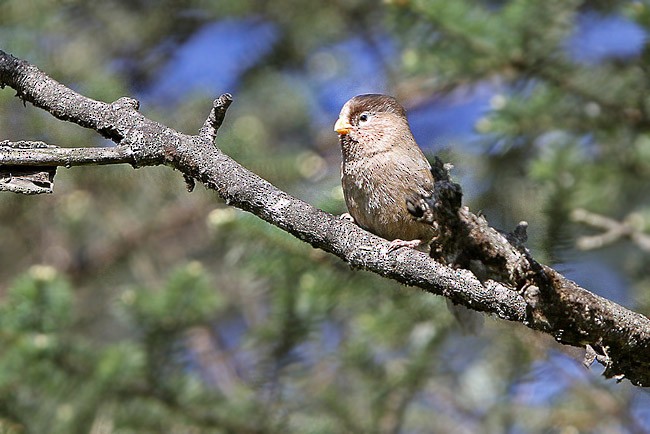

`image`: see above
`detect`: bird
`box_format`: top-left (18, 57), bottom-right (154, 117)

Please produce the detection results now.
top-left (334, 94), bottom-right (436, 251)
top-left (335, 94), bottom-right (483, 332)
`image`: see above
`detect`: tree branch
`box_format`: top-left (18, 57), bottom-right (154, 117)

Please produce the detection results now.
top-left (571, 208), bottom-right (650, 253)
top-left (199, 93), bottom-right (234, 142)
top-left (0, 140), bottom-right (140, 167)
top-left (1, 50), bottom-right (649, 386)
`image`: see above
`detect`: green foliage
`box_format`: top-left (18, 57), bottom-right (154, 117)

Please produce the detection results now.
top-left (0, 265), bottom-right (262, 433)
top-left (125, 261), bottom-right (224, 332)
top-left (2, 266), bottom-right (73, 333)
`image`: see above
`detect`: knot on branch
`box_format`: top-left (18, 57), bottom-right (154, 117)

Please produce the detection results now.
top-left (111, 97), bottom-right (140, 111)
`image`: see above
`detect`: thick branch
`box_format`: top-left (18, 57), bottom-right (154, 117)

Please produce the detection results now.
top-left (1, 50), bottom-right (649, 386)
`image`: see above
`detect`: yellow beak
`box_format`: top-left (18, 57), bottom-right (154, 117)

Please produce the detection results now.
top-left (334, 117), bottom-right (352, 135)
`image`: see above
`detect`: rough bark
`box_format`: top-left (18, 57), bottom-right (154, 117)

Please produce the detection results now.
top-left (1, 50), bottom-right (649, 386)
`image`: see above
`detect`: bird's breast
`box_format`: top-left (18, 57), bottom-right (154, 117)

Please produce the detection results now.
top-left (341, 156), bottom-right (434, 242)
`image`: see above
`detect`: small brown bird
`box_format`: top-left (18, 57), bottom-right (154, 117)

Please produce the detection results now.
top-left (334, 94), bottom-right (435, 250)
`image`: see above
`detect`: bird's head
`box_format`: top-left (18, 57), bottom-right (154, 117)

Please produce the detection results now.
top-left (334, 94), bottom-right (411, 155)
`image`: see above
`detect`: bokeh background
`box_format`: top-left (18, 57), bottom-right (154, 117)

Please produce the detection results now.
top-left (1, 1), bottom-right (650, 433)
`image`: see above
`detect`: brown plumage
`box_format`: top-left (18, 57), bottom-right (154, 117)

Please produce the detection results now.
top-left (334, 94), bottom-right (436, 249)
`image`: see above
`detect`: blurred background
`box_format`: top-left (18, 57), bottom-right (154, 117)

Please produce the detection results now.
top-left (1, 1), bottom-right (650, 433)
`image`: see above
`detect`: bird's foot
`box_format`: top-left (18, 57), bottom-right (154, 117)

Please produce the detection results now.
top-left (339, 212), bottom-right (355, 223)
top-left (387, 238), bottom-right (422, 252)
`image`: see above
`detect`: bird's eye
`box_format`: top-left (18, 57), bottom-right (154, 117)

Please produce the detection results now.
top-left (358, 113), bottom-right (369, 123)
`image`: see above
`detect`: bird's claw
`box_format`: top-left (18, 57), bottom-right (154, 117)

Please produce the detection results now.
top-left (387, 239), bottom-right (422, 252)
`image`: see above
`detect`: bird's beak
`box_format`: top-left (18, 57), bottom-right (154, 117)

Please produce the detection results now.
top-left (334, 117), bottom-right (352, 135)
